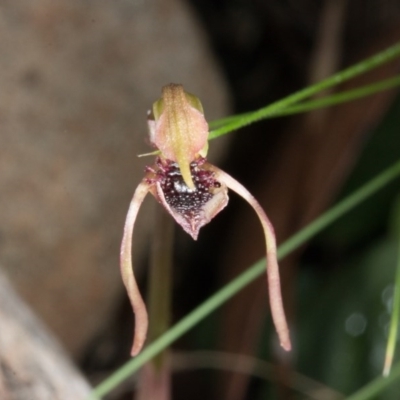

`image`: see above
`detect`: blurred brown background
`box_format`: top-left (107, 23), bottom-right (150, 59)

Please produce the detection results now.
top-left (1, 0), bottom-right (400, 399)
top-left (0, 0), bottom-right (229, 357)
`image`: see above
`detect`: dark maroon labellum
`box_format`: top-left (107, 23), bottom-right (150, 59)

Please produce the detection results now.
top-left (147, 157), bottom-right (228, 240)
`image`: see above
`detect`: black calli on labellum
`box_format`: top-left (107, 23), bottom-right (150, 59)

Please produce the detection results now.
top-left (120, 84), bottom-right (291, 356)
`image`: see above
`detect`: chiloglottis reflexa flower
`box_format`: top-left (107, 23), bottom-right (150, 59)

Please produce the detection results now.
top-left (120, 83), bottom-right (291, 356)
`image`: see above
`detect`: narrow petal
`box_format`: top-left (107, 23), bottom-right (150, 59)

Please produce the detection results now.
top-left (120, 180), bottom-right (151, 356)
top-left (211, 166), bottom-right (291, 351)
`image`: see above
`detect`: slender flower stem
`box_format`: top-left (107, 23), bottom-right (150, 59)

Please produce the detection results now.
top-left (148, 206), bottom-right (174, 366)
top-left (88, 159), bottom-right (400, 400)
top-left (137, 207), bottom-right (174, 400)
top-left (208, 42), bottom-right (400, 138)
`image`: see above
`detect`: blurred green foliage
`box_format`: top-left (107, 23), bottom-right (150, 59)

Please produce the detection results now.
top-left (294, 94), bottom-right (400, 399)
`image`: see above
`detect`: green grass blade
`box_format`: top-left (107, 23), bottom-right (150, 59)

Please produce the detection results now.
top-left (209, 75), bottom-right (400, 131)
top-left (266, 75), bottom-right (400, 118)
top-left (383, 199), bottom-right (400, 376)
top-left (208, 41), bottom-right (400, 139)
top-left (346, 362), bottom-right (400, 400)
top-left (87, 159), bottom-right (400, 400)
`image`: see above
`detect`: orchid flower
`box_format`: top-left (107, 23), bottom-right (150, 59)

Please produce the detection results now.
top-left (120, 84), bottom-right (291, 356)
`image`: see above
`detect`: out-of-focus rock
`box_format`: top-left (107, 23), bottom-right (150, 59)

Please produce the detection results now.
top-left (0, 269), bottom-right (92, 399)
top-left (0, 0), bottom-right (229, 356)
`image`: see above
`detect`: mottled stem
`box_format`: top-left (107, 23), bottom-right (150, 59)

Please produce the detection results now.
top-left (211, 166), bottom-right (291, 351)
top-left (120, 180), bottom-right (151, 356)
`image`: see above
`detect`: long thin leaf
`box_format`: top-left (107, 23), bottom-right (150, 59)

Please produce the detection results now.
top-left (209, 75), bottom-right (400, 132)
top-left (208, 41), bottom-right (400, 139)
top-left (346, 362), bottom-right (400, 400)
top-left (383, 198), bottom-right (400, 376)
top-left (87, 159), bottom-right (400, 400)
